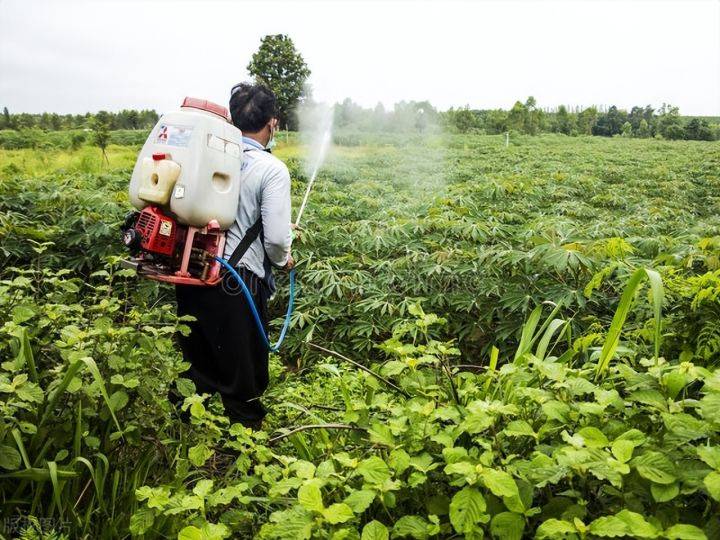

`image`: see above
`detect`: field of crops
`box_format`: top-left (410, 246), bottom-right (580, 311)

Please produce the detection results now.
top-left (1, 133), bottom-right (720, 539)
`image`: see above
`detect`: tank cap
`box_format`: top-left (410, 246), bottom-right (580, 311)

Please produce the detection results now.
top-left (181, 97), bottom-right (230, 121)
top-left (152, 152), bottom-right (168, 161)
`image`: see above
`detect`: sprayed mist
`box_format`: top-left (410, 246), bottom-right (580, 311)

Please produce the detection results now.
top-left (296, 101), bottom-right (335, 226)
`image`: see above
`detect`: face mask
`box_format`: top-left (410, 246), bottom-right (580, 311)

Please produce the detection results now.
top-left (266, 124), bottom-right (277, 150)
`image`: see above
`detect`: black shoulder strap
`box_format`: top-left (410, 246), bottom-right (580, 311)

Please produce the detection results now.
top-left (227, 217), bottom-right (263, 268)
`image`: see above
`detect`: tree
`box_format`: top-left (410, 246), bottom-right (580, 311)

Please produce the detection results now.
top-left (684, 118), bottom-right (714, 141)
top-left (445, 107), bottom-right (482, 133)
top-left (92, 117), bottom-right (110, 164)
top-left (247, 34), bottom-right (311, 130)
top-left (621, 121), bottom-right (633, 137)
top-left (656, 103), bottom-right (683, 140)
top-left (577, 106), bottom-right (598, 135)
top-left (592, 106), bottom-right (627, 136)
top-left (524, 96), bottom-right (544, 135)
top-left (637, 119), bottom-right (651, 138)
top-left (507, 101), bottom-right (526, 133)
top-left (485, 109), bottom-right (508, 134)
top-left (628, 105), bottom-right (654, 134)
top-left (554, 105), bottom-right (573, 135)
top-left (1, 107), bottom-right (10, 129)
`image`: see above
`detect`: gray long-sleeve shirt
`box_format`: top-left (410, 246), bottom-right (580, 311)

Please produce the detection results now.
top-left (223, 136), bottom-right (292, 292)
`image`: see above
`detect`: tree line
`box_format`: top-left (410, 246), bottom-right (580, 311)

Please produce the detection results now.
top-left (443, 99), bottom-right (719, 141)
top-left (0, 107), bottom-right (159, 131)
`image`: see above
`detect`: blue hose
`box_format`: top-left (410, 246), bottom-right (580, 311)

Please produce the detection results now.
top-left (214, 257), bottom-right (296, 352)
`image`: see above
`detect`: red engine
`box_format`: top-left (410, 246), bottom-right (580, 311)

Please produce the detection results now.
top-left (133, 206), bottom-right (178, 257)
top-left (121, 207), bottom-right (225, 286)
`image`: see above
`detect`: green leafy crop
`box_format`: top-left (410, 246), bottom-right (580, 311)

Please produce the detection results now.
top-left (0, 133), bottom-right (719, 538)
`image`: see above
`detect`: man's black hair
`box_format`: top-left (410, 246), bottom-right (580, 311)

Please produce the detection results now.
top-left (229, 83), bottom-right (278, 132)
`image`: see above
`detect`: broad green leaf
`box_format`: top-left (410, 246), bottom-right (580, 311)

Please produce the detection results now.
top-left (577, 426), bottom-right (609, 448)
top-left (15, 381), bottom-right (43, 403)
top-left (136, 486), bottom-right (171, 509)
top-left (542, 400), bottom-right (570, 423)
top-left (188, 443), bottom-right (213, 467)
top-left (344, 489), bottom-right (376, 513)
top-left (664, 371), bottom-right (687, 399)
top-left (449, 487), bottom-right (487, 534)
top-left (202, 523), bottom-right (230, 540)
top-left (664, 524), bottom-right (707, 540)
top-left (611, 440), bottom-right (635, 463)
top-left (176, 377), bottom-right (196, 397)
top-left (503, 420), bottom-right (536, 438)
top-left (388, 449), bottom-right (411, 474)
top-left (193, 479), bottom-right (214, 497)
top-left (588, 515), bottom-right (628, 537)
top-left (535, 519), bottom-right (576, 538)
top-left (207, 483), bottom-right (249, 506)
top-left (651, 482), bottom-right (679, 503)
top-left (0, 445), bottom-right (21, 471)
top-left (322, 503), bottom-right (354, 524)
top-left (392, 515), bottom-right (429, 540)
top-left (298, 483), bottom-right (324, 512)
top-left (178, 526), bottom-right (203, 540)
top-left (128, 507), bottom-right (155, 535)
top-left (633, 451), bottom-right (676, 484)
top-left (266, 507), bottom-right (314, 540)
top-left (361, 521), bottom-right (389, 540)
top-left (699, 393), bottom-right (720, 421)
top-left (12, 305), bottom-right (35, 323)
top-left (662, 413), bottom-right (709, 441)
top-left (605, 510), bottom-right (658, 538)
top-left (482, 468), bottom-right (519, 498)
top-left (703, 471), bottom-right (720, 501)
top-left (368, 422), bottom-right (395, 447)
top-left (628, 390), bottom-right (667, 411)
top-left (490, 512), bottom-right (524, 540)
top-left (292, 460), bottom-right (316, 480)
top-left (697, 446), bottom-right (720, 469)
top-left (614, 429), bottom-right (646, 445)
top-left (356, 456), bottom-right (391, 485)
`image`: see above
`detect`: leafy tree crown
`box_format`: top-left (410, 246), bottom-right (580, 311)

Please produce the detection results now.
top-left (247, 34), bottom-right (310, 129)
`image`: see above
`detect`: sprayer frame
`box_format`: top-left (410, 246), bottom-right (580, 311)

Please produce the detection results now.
top-left (126, 220), bottom-right (225, 286)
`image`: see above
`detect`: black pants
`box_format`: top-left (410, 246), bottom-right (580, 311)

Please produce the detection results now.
top-left (175, 268), bottom-right (271, 424)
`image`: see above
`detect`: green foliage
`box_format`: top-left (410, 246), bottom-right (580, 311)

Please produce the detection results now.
top-left (1, 133), bottom-right (720, 537)
top-left (247, 34), bottom-right (311, 129)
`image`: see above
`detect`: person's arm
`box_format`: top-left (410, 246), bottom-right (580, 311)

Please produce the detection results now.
top-left (260, 163), bottom-right (292, 267)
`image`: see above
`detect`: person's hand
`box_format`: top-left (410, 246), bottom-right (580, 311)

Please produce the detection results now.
top-left (284, 254), bottom-right (295, 271)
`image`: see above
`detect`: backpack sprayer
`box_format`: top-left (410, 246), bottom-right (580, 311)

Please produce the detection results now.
top-left (121, 97), bottom-right (299, 351)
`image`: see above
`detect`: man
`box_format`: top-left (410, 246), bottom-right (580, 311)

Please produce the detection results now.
top-left (175, 83), bottom-right (293, 429)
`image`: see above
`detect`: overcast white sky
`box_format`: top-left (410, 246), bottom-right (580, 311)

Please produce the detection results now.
top-left (1, 0), bottom-right (719, 115)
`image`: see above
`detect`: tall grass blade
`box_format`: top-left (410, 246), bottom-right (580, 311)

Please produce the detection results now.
top-left (514, 306), bottom-right (542, 360)
top-left (535, 319), bottom-right (567, 360)
top-left (82, 357), bottom-right (123, 434)
top-left (17, 328), bottom-right (39, 383)
top-left (12, 428), bottom-right (31, 469)
top-left (595, 267), bottom-right (664, 378)
top-left (47, 461), bottom-right (63, 517)
top-left (39, 359), bottom-right (83, 428)
top-left (484, 346), bottom-right (499, 396)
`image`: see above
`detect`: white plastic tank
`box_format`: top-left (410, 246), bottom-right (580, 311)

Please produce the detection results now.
top-left (129, 97), bottom-right (244, 229)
